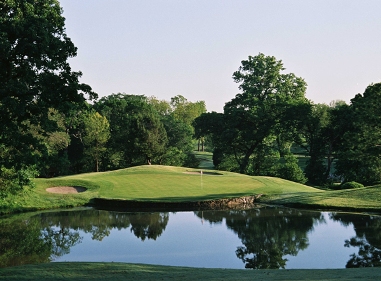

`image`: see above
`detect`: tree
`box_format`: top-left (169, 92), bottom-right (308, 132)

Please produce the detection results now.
top-left (335, 83), bottom-right (381, 185)
top-left (38, 108), bottom-right (71, 177)
top-left (0, 0), bottom-right (96, 194)
top-left (94, 94), bottom-right (167, 168)
top-left (297, 103), bottom-right (330, 184)
top-left (204, 53), bottom-right (308, 174)
top-left (275, 154), bottom-right (307, 184)
top-left (149, 95), bottom-right (204, 167)
top-left (82, 111), bottom-right (110, 172)
top-left (170, 95), bottom-right (206, 126)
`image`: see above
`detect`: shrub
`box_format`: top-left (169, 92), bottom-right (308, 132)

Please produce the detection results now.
top-left (338, 181), bottom-right (364, 190)
top-left (276, 154), bottom-right (307, 184)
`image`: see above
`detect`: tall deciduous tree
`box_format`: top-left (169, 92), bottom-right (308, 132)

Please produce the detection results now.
top-left (335, 83), bottom-right (381, 185)
top-left (0, 0), bottom-right (96, 195)
top-left (94, 94), bottom-right (167, 168)
top-left (216, 53), bottom-right (309, 174)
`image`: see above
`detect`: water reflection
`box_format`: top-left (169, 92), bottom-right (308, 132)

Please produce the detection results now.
top-left (195, 208), bottom-right (324, 269)
top-left (1, 207), bottom-right (381, 269)
top-left (331, 213), bottom-right (381, 268)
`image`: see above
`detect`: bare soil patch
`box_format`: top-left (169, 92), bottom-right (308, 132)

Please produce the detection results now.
top-left (46, 186), bottom-right (87, 194)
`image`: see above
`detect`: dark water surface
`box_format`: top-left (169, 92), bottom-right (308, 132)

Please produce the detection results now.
top-left (1, 206), bottom-right (381, 269)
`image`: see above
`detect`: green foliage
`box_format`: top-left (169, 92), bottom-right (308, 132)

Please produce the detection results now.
top-left (0, 165), bottom-right (38, 198)
top-left (335, 83), bottom-right (381, 185)
top-left (160, 147), bottom-right (186, 167)
top-left (94, 94), bottom-right (168, 167)
top-left (339, 181), bottom-right (364, 190)
top-left (82, 111), bottom-right (110, 172)
top-left (198, 53), bottom-right (309, 176)
top-left (170, 95), bottom-right (206, 126)
top-left (276, 154), bottom-right (307, 184)
top-left (183, 153), bottom-right (200, 168)
top-left (0, 0), bottom-right (95, 194)
top-left (304, 156), bottom-right (327, 185)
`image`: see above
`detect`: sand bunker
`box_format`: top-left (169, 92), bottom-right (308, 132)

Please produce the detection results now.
top-left (46, 186), bottom-right (87, 194)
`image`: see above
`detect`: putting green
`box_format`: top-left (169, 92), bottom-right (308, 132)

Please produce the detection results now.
top-left (35, 165), bottom-right (321, 202)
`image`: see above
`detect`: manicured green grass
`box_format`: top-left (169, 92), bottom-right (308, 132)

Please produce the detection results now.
top-left (259, 184), bottom-right (381, 212)
top-left (1, 262), bottom-right (381, 281)
top-left (34, 165), bottom-right (321, 202)
top-left (3, 164), bottom-right (381, 214)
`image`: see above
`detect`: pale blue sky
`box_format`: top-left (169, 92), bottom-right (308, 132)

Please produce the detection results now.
top-left (60, 0), bottom-right (381, 112)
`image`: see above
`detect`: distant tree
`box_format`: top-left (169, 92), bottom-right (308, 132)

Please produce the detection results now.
top-left (82, 111), bottom-right (110, 172)
top-left (94, 94), bottom-right (167, 168)
top-left (150, 95), bottom-right (205, 167)
top-left (170, 95), bottom-right (206, 126)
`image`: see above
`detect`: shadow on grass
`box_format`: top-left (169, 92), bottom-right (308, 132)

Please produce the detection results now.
top-left (2, 262), bottom-right (381, 281)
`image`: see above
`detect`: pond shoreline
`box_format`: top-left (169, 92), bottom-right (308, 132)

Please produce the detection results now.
top-left (90, 195), bottom-right (381, 214)
top-left (91, 195), bottom-right (261, 212)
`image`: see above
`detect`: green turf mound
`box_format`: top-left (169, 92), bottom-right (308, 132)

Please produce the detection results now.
top-left (35, 165), bottom-right (321, 203)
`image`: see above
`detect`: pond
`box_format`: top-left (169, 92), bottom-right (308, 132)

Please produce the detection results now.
top-left (1, 205), bottom-right (381, 269)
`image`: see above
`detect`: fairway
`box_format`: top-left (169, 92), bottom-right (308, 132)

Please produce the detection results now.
top-left (34, 165), bottom-right (321, 202)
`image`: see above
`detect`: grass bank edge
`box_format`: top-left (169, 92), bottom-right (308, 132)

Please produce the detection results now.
top-left (1, 262), bottom-right (381, 281)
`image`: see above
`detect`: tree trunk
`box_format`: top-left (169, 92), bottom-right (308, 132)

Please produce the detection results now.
top-left (239, 144), bottom-right (256, 174)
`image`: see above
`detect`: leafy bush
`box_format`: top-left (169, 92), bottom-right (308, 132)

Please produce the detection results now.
top-left (276, 154), bottom-right (307, 184)
top-left (183, 153), bottom-right (200, 168)
top-left (0, 165), bottom-right (38, 198)
top-left (340, 181), bottom-right (364, 189)
top-left (331, 181), bottom-right (364, 190)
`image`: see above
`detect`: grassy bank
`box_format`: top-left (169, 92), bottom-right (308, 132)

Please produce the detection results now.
top-left (1, 164), bottom-right (381, 214)
top-left (1, 262), bottom-right (381, 281)
top-left (258, 184), bottom-right (381, 212)
top-left (0, 165), bottom-right (321, 214)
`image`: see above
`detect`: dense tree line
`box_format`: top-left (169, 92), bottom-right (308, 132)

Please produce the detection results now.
top-left (195, 53), bottom-right (381, 186)
top-left (1, 0), bottom-right (381, 198)
top-left (0, 0), bottom-right (96, 196)
top-left (0, 0), bottom-right (205, 197)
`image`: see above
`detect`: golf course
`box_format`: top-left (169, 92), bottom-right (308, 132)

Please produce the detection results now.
top-left (2, 163), bottom-right (381, 280)
top-left (2, 163), bottom-right (381, 215)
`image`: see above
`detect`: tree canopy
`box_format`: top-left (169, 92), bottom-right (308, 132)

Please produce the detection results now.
top-left (0, 0), bottom-right (96, 195)
top-left (1, 0), bottom-right (381, 194)
top-left (195, 53), bottom-right (309, 180)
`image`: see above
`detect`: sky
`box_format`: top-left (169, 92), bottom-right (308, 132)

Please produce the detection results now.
top-left (59, 0), bottom-right (381, 112)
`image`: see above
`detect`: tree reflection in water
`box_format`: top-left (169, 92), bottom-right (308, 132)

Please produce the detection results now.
top-left (0, 209), bottom-right (169, 267)
top-left (195, 207), bottom-right (324, 269)
top-left (128, 212), bottom-right (169, 241)
top-left (2, 207), bottom-right (381, 269)
top-left (330, 213), bottom-right (381, 268)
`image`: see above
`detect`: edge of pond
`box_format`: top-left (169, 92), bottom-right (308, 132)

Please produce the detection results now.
top-left (90, 196), bottom-right (381, 214)
top-left (91, 195), bottom-right (261, 212)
